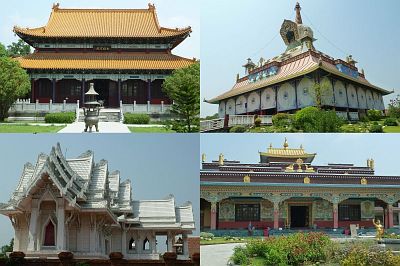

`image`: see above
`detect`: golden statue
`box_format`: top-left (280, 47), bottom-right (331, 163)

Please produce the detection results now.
top-left (372, 218), bottom-right (384, 240)
top-left (305, 164), bottom-right (314, 172)
top-left (285, 164), bottom-right (294, 172)
top-left (243, 175), bottom-right (251, 183)
top-left (218, 153), bottom-right (224, 166)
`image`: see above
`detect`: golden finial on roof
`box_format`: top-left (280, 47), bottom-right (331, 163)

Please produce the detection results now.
top-left (52, 3), bottom-right (60, 10)
top-left (148, 3), bottom-right (156, 10)
top-left (370, 158), bottom-right (375, 170)
top-left (201, 153), bottom-right (206, 163)
top-left (218, 153), bottom-right (224, 166)
top-left (295, 2), bottom-right (303, 24)
top-left (283, 138), bottom-right (289, 149)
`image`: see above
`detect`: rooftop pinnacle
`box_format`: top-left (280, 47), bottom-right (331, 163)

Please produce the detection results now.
top-left (295, 2), bottom-right (303, 24)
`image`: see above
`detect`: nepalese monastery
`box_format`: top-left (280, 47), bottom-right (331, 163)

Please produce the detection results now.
top-left (207, 3), bottom-right (392, 121)
top-left (0, 144), bottom-right (195, 260)
top-left (200, 139), bottom-right (400, 232)
top-left (14, 3), bottom-right (195, 108)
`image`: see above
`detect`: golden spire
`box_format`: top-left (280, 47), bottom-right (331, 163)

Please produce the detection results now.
top-left (201, 153), bottom-right (206, 163)
top-left (370, 158), bottom-right (375, 170)
top-left (269, 143), bottom-right (273, 149)
top-left (283, 138), bottom-right (289, 149)
top-left (218, 153), bottom-right (224, 166)
top-left (295, 2), bottom-right (303, 24)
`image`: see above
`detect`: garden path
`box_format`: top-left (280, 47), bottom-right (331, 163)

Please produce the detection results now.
top-left (58, 122), bottom-right (130, 133)
top-left (201, 243), bottom-right (244, 266)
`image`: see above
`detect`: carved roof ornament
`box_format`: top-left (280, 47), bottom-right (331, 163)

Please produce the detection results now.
top-left (295, 2), bottom-right (303, 24)
top-left (52, 3), bottom-right (60, 10)
top-left (219, 153), bottom-right (224, 166)
top-left (283, 137), bottom-right (289, 149)
top-left (243, 175), bottom-right (251, 183)
top-left (201, 153), bottom-right (206, 163)
top-left (361, 178), bottom-right (368, 185)
top-left (304, 176), bottom-right (310, 184)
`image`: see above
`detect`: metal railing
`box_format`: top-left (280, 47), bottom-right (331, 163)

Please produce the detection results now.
top-left (200, 115), bottom-right (273, 132)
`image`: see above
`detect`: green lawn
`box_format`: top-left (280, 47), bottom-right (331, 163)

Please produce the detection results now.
top-left (383, 126), bottom-right (400, 133)
top-left (0, 124), bottom-right (65, 133)
top-left (128, 126), bottom-right (175, 133)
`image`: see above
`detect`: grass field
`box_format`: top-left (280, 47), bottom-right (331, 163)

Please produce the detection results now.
top-left (0, 124), bottom-right (65, 133)
top-left (383, 126), bottom-right (400, 133)
top-left (128, 126), bottom-right (175, 133)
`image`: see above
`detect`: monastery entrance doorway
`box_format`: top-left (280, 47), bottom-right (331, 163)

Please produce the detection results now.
top-left (92, 80), bottom-right (119, 107)
top-left (290, 206), bottom-right (309, 228)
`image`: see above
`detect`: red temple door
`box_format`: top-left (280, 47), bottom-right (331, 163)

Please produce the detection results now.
top-left (44, 221), bottom-right (55, 246)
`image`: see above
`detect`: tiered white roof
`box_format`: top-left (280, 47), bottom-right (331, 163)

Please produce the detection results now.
top-left (1, 143), bottom-right (195, 230)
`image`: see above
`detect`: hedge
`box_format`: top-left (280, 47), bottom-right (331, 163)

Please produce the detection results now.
top-left (44, 112), bottom-right (75, 123)
top-left (123, 113), bottom-right (150, 124)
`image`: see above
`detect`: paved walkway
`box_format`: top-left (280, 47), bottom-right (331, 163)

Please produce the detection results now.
top-left (200, 243), bottom-right (243, 266)
top-left (58, 122), bottom-right (130, 133)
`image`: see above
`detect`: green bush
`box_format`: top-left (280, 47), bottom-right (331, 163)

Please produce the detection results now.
top-left (44, 112), bottom-right (75, 123)
top-left (230, 125), bottom-right (247, 133)
top-left (369, 122), bottom-right (383, 133)
top-left (231, 246), bottom-right (249, 265)
top-left (384, 117), bottom-right (398, 126)
top-left (272, 113), bottom-right (293, 128)
top-left (367, 109), bottom-right (382, 121)
top-left (123, 113), bottom-right (150, 124)
top-left (293, 107), bottom-right (343, 132)
top-left (342, 245), bottom-right (400, 266)
top-left (200, 232), bottom-right (214, 239)
top-left (254, 117), bottom-right (262, 127)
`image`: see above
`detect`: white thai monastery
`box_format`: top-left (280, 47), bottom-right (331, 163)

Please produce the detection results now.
top-left (0, 143), bottom-right (195, 260)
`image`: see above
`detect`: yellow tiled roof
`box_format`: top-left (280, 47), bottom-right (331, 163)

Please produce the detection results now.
top-left (261, 148), bottom-right (315, 158)
top-left (18, 52), bottom-right (195, 70)
top-left (14, 4), bottom-right (191, 39)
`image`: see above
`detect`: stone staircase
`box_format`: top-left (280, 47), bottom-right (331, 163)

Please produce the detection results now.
top-left (78, 108), bottom-right (122, 122)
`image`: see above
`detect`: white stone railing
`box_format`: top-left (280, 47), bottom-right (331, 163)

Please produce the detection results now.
top-left (10, 99), bottom-right (79, 113)
top-left (336, 111), bottom-right (348, 120)
top-left (121, 101), bottom-right (171, 114)
top-left (200, 118), bottom-right (224, 132)
top-left (228, 115), bottom-right (272, 127)
top-left (349, 112), bottom-right (359, 121)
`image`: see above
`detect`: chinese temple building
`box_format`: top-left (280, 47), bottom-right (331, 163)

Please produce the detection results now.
top-left (206, 3), bottom-right (391, 121)
top-left (14, 3), bottom-right (195, 108)
top-left (200, 139), bottom-right (400, 234)
top-left (0, 143), bottom-right (195, 260)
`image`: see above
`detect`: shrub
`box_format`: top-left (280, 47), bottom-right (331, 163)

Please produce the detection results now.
top-left (294, 106), bottom-right (320, 132)
top-left (367, 109), bottom-right (382, 121)
top-left (272, 113), bottom-right (292, 128)
top-left (294, 107), bottom-right (343, 132)
top-left (369, 122), bottom-right (383, 133)
top-left (123, 113), bottom-right (150, 124)
top-left (388, 96), bottom-right (400, 118)
top-left (342, 245), bottom-right (400, 266)
top-left (254, 117), bottom-right (262, 127)
top-left (230, 125), bottom-right (247, 133)
top-left (200, 232), bottom-right (214, 239)
top-left (384, 117), bottom-right (398, 126)
top-left (44, 112), bottom-right (75, 123)
top-left (231, 246), bottom-right (249, 265)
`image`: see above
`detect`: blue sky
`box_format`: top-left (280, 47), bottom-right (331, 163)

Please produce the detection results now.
top-left (200, 0), bottom-right (400, 116)
top-left (201, 134), bottom-right (400, 176)
top-left (0, 134), bottom-right (199, 247)
top-left (0, 0), bottom-right (199, 59)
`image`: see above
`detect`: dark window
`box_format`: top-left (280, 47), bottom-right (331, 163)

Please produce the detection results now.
top-left (235, 204), bottom-right (260, 221)
top-left (143, 237), bottom-right (150, 250)
top-left (339, 204), bottom-right (361, 221)
top-left (128, 238), bottom-right (136, 250)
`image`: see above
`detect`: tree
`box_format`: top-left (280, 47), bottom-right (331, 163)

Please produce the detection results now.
top-left (0, 56), bottom-right (31, 121)
top-left (162, 62), bottom-right (200, 132)
top-left (0, 43), bottom-right (7, 57)
top-left (0, 238), bottom-right (13, 258)
top-left (7, 39), bottom-right (31, 57)
top-left (311, 79), bottom-right (333, 109)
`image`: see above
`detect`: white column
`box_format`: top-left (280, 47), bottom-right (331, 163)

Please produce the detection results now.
top-left (27, 200), bottom-right (39, 251)
top-left (167, 232), bottom-right (174, 252)
top-left (151, 233), bottom-right (156, 254)
top-left (183, 233), bottom-right (189, 257)
top-left (56, 198), bottom-right (65, 250)
top-left (89, 215), bottom-right (96, 253)
top-left (121, 226), bottom-right (127, 257)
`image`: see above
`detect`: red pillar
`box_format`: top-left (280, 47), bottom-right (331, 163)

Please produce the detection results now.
top-left (31, 78), bottom-right (35, 102)
top-left (210, 202), bottom-right (217, 230)
top-left (333, 203), bottom-right (338, 229)
top-left (388, 205), bottom-right (394, 228)
top-left (384, 208), bottom-right (389, 229)
top-left (273, 203), bottom-right (279, 229)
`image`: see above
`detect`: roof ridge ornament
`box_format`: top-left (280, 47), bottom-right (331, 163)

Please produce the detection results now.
top-left (283, 137), bottom-right (289, 149)
top-left (52, 2), bottom-right (60, 11)
top-left (295, 2), bottom-right (303, 24)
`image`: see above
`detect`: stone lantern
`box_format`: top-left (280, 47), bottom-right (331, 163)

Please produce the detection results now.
top-left (83, 83), bottom-right (100, 132)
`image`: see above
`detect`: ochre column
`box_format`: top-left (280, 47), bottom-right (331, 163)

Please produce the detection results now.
top-left (56, 198), bottom-right (65, 250)
top-left (388, 205), bottom-right (394, 228)
top-left (384, 208), bottom-right (389, 229)
top-left (273, 202), bottom-right (280, 229)
top-left (333, 203), bottom-right (339, 229)
top-left (210, 202), bottom-right (217, 230)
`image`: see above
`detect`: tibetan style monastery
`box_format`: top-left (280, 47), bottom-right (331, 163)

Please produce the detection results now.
top-left (14, 3), bottom-right (195, 108)
top-left (207, 3), bottom-right (391, 121)
top-left (200, 139), bottom-right (400, 232)
top-left (0, 144), bottom-right (195, 260)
